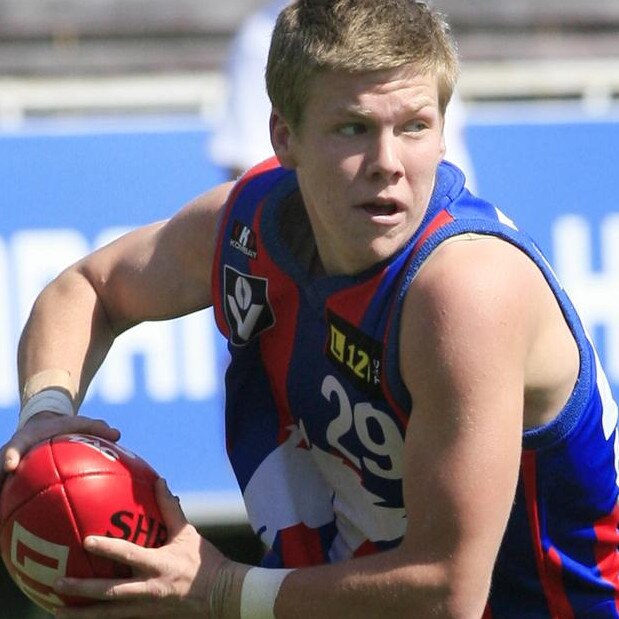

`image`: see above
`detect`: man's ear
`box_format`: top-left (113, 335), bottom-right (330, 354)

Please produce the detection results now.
top-left (270, 109), bottom-right (297, 169)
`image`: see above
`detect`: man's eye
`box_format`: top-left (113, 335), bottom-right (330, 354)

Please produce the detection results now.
top-left (403, 121), bottom-right (428, 133)
top-left (338, 123), bottom-right (366, 136)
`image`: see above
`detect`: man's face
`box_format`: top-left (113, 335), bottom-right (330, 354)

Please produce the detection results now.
top-left (272, 65), bottom-right (447, 275)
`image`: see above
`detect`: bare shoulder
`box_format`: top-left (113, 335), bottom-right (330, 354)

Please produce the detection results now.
top-left (141, 180), bottom-right (236, 306)
top-left (75, 181), bottom-right (235, 331)
top-left (168, 181), bottom-right (235, 240)
top-left (400, 234), bottom-right (539, 404)
top-left (403, 234), bottom-right (539, 342)
top-left (400, 233), bottom-right (578, 428)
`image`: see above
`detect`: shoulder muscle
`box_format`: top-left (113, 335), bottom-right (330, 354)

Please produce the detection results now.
top-left (77, 181), bottom-right (234, 333)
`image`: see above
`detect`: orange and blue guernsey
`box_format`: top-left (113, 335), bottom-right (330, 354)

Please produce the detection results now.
top-left (212, 158), bottom-right (619, 617)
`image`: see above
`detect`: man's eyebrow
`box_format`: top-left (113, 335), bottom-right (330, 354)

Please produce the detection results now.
top-left (331, 104), bottom-right (373, 118)
top-left (332, 98), bottom-right (436, 118)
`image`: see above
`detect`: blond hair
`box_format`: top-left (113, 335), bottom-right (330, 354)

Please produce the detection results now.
top-left (266, 0), bottom-right (459, 131)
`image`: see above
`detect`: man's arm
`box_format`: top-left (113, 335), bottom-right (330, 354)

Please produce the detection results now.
top-left (3, 181), bottom-right (233, 477)
top-left (272, 237), bottom-right (534, 618)
top-left (50, 237), bottom-right (546, 619)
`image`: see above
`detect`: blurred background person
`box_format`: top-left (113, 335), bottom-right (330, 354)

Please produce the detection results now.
top-left (210, 0), bottom-right (477, 189)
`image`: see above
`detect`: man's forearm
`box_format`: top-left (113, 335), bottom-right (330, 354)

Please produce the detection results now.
top-left (238, 545), bottom-right (488, 619)
top-left (17, 268), bottom-right (116, 408)
top-left (275, 550), bottom-right (450, 618)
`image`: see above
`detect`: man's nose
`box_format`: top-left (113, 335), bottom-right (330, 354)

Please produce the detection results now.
top-left (365, 131), bottom-right (405, 183)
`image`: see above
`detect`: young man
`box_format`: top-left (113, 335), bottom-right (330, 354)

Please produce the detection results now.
top-left (2, 1), bottom-right (618, 617)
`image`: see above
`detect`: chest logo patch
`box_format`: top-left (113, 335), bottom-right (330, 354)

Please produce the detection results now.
top-left (224, 266), bottom-right (274, 345)
top-left (230, 220), bottom-right (258, 259)
top-left (326, 310), bottom-right (382, 396)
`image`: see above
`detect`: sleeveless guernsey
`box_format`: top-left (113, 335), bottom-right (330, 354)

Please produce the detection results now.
top-left (212, 158), bottom-right (619, 617)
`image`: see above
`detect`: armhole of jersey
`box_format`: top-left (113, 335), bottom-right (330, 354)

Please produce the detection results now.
top-left (211, 157), bottom-right (282, 336)
top-left (383, 216), bottom-right (594, 447)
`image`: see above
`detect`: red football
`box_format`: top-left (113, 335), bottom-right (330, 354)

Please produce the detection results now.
top-left (0, 433), bottom-right (167, 614)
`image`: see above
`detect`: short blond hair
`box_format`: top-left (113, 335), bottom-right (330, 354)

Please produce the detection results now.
top-left (266, 0), bottom-right (460, 131)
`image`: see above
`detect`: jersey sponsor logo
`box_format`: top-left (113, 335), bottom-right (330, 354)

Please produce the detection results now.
top-left (224, 265), bottom-right (274, 345)
top-left (325, 311), bottom-right (382, 396)
top-left (230, 220), bottom-right (258, 259)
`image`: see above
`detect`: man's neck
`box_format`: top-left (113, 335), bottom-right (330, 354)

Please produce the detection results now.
top-left (278, 192), bottom-right (325, 277)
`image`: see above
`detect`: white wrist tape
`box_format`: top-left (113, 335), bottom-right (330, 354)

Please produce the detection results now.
top-left (18, 369), bottom-right (76, 430)
top-left (18, 389), bottom-right (75, 430)
top-left (18, 389), bottom-right (75, 429)
top-left (240, 567), bottom-right (295, 619)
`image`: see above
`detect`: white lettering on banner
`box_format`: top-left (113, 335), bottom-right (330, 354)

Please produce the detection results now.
top-left (12, 229), bottom-right (90, 333)
top-left (87, 311), bottom-right (219, 403)
top-left (180, 311), bottom-right (219, 399)
top-left (92, 319), bottom-right (178, 402)
top-left (0, 229), bottom-right (221, 409)
top-left (0, 230), bottom-right (88, 408)
top-left (552, 214), bottom-right (619, 383)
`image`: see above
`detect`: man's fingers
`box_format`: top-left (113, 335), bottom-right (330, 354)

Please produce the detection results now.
top-left (81, 536), bottom-right (154, 573)
top-left (55, 573), bottom-right (156, 603)
top-left (1, 432), bottom-right (31, 473)
top-left (62, 416), bottom-right (122, 442)
top-left (3, 445), bottom-right (21, 471)
top-left (155, 478), bottom-right (188, 536)
top-left (0, 414), bottom-right (120, 486)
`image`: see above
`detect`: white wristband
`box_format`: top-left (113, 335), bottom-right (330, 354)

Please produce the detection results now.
top-left (240, 567), bottom-right (295, 619)
top-left (18, 389), bottom-right (75, 430)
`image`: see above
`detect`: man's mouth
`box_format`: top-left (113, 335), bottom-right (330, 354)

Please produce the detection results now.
top-left (359, 201), bottom-right (399, 216)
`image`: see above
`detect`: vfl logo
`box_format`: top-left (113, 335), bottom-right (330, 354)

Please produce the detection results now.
top-left (224, 266), bottom-right (274, 345)
top-left (230, 220), bottom-right (258, 259)
top-left (326, 311), bottom-right (382, 396)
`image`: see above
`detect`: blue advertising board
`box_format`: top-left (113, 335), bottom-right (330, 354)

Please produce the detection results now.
top-left (1, 106), bottom-right (618, 524)
top-left (467, 104), bottom-right (619, 378)
top-left (0, 117), bottom-right (241, 524)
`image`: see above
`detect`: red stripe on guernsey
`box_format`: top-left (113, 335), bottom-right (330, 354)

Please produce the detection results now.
top-left (481, 605), bottom-right (493, 619)
top-left (381, 207), bottom-right (457, 427)
top-left (521, 450), bottom-right (575, 619)
top-left (327, 202), bottom-right (455, 324)
top-left (240, 156), bottom-right (282, 182)
top-left (593, 503), bottom-right (619, 613)
top-left (326, 271), bottom-right (409, 427)
top-left (211, 157), bottom-right (281, 337)
top-left (250, 198), bottom-right (298, 443)
top-left (280, 522), bottom-right (327, 567)
top-left (353, 539), bottom-right (380, 558)
top-left (412, 208), bottom-right (455, 254)
top-left (326, 270), bottom-right (384, 325)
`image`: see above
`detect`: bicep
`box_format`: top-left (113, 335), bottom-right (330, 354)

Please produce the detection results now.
top-left (77, 182), bottom-right (233, 334)
top-left (398, 238), bottom-right (533, 598)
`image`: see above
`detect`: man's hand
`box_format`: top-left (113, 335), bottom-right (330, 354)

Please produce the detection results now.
top-left (0, 411), bottom-right (120, 488)
top-left (53, 478), bottom-right (230, 618)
